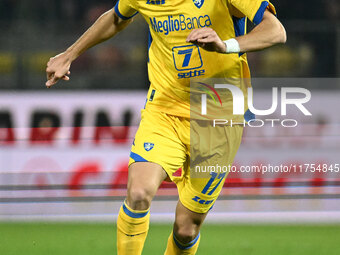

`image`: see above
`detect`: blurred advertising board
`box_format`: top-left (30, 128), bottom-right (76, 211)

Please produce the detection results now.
top-left (0, 89), bottom-right (339, 221)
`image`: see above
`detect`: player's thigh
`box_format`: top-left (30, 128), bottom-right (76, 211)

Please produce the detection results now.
top-left (129, 109), bottom-right (187, 181)
top-left (127, 109), bottom-right (187, 209)
top-left (126, 162), bottom-right (168, 209)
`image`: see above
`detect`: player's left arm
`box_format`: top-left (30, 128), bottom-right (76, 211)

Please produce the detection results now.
top-left (186, 10), bottom-right (286, 53)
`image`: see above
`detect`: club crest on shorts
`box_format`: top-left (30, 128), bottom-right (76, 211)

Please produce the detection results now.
top-left (144, 142), bottom-right (154, 151)
top-left (193, 0), bottom-right (204, 8)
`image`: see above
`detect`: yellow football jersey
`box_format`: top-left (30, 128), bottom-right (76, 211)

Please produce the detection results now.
top-left (114, 0), bottom-right (276, 118)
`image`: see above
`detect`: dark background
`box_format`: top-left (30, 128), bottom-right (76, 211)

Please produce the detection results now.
top-left (0, 0), bottom-right (339, 90)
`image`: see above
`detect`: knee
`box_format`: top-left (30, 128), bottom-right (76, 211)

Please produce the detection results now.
top-left (126, 187), bottom-right (152, 210)
top-left (174, 223), bottom-right (199, 244)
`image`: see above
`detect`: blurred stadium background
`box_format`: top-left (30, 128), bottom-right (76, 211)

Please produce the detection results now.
top-left (0, 0), bottom-right (340, 254)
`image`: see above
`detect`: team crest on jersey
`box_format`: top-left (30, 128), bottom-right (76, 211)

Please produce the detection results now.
top-left (193, 0), bottom-right (204, 8)
top-left (144, 142), bottom-right (154, 151)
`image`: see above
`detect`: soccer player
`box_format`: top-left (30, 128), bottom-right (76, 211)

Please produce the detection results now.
top-left (46, 0), bottom-right (286, 254)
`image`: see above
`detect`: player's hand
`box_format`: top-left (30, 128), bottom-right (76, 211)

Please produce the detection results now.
top-left (186, 27), bottom-right (226, 53)
top-left (46, 52), bottom-right (72, 88)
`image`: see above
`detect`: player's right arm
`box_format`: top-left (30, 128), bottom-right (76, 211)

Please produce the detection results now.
top-left (46, 8), bottom-right (133, 88)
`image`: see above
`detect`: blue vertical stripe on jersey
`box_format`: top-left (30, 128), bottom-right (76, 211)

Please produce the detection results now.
top-left (148, 30), bottom-right (153, 62)
top-left (232, 16), bottom-right (246, 56)
top-left (149, 89), bottom-right (156, 101)
top-left (244, 109), bottom-right (256, 122)
top-left (253, 1), bottom-right (269, 25)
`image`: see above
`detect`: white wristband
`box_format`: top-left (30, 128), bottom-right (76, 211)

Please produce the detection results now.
top-left (223, 38), bottom-right (240, 54)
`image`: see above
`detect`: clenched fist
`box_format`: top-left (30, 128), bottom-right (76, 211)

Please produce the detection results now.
top-left (46, 52), bottom-right (72, 88)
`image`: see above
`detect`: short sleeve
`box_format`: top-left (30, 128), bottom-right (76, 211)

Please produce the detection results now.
top-left (114, 0), bottom-right (138, 20)
top-left (229, 0), bottom-right (277, 25)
